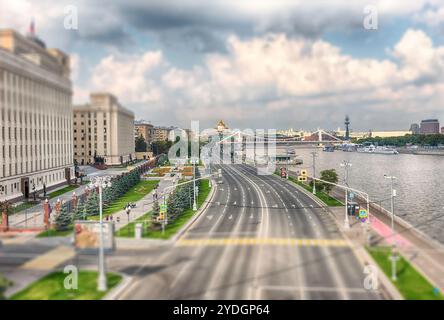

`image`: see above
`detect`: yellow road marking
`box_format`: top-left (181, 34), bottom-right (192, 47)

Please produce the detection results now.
top-left (176, 238), bottom-right (348, 247)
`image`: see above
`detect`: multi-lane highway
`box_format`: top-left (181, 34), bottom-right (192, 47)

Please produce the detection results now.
top-left (116, 164), bottom-right (382, 300)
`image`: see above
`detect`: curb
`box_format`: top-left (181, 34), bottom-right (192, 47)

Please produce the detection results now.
top-left (102, 272), bottom-right (133, 300)
top-left (171, 179), bottom-right (217, 243)
top-left (284, 178), bottom-right (403, 300)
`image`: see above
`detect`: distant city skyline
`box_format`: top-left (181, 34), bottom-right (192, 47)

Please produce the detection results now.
top-left (1, 1), bottom-right (444, 130)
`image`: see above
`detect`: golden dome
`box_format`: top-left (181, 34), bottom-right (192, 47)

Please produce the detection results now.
top-left (216, 120), bottom-right (228, 130)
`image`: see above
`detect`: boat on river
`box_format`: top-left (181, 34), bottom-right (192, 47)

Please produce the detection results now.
top-left (356, 144), bottom-right (398, 155)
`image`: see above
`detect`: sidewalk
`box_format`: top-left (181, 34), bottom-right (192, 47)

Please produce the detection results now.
top-left (329, 187), bottom-right (444, 294)
top-left (109, 176), bottom-right (176, 232)
top-left (8, 183), bottom-right (90, 228)
top-left (8, 161), bottom-right (152, 229)
top-left (4, 245), bottom-right (76, 297)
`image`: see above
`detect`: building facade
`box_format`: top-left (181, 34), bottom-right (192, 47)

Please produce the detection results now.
top-left (134, 120), bottom-right (154, 146)
top-left (410, 123), bottom-right (420, 135)
top-left (0, 29), bottom-right (73, 201)
top-left (152, 126), bottom-right (172, 142)
top-left (73, 93), bottom-right (135, 166)
top-left (420, 119), bottom-right (440, 135)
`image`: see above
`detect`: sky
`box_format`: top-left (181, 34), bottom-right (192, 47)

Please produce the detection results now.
top-left (1, 0), bottom-right (444, 131)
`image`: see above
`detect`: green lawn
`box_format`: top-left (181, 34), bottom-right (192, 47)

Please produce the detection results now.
top-left (10, 271), bottom-right (122, 300)
top-left (90, 180), bottom-right (159, 219)
top-left (367, 246), bottom-right (444, 300)
top-left (37, 228), bottom-right (73, 238)
top-left (48, 185), bottom-right (78, 199)
top-left (116, 211), bottom-right (152, 238)
top-left (286, 175), bottom-right (343, 207)
top-left (12, 201), bottom-right (38, 214)
top-left (116, 179), bottom-right (212, 239)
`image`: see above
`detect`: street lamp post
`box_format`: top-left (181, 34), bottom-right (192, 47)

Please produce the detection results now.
top-left (311, 152), bottom-right (317, 194)
top-left (340, 160), bottom-right (352, 229)
top-left (192, 158), bottom-right (197, 211)
top-left (384, 175), bottom-right (398, 281)
top-left (89, 176), bottom-right (112, 292)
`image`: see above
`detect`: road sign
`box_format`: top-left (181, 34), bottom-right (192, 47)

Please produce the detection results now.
top-left (280, 167), bottom-right (286, 178)
top-left (359, 209), bottom-right (368, 222)
top-left (160, 204), bottom-right (167, 214)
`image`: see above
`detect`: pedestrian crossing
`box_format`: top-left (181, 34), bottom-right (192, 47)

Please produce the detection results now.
top-left (175, 237), bottom-right (349, 247)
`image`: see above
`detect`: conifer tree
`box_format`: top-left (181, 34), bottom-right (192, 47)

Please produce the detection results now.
top-left (55, 205), bottom-right (71, 231)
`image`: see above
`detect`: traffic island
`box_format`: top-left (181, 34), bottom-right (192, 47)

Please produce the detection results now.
top-left (283, 174), bottom-right (343, 207)
top-left (10, 271), bottom-right (122, 300)
top-left (116, 179), bottom-right (213, 240)
top-left (367, 246), bottom-right (444, 300)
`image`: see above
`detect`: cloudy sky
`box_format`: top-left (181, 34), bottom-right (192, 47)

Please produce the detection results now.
top-left (1, 0), bottom-right (444, 131)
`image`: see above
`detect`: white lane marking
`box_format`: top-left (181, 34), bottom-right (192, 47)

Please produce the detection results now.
top-left (207, 215), bottom-right (213, 220)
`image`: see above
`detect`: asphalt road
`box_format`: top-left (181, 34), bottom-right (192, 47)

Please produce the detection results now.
top-left (113, 163), bottom-right (382, 300)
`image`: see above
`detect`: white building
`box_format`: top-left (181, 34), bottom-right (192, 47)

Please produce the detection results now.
top-left (73, 93), bottom-right (135, 166)
top-left (0, 28), bottom-right (73, 201)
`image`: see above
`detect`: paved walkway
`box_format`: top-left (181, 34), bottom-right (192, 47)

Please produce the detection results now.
top-left (109, 176), bottom-right (176, 232)
top-left (4, 245), bottom-right (76, 297)
top-left (8, 183), bottom-right (90, 228)
top-left (329, 205), bottom-right (444, 295)
top-left (8, 161), bottom-right (151, 229)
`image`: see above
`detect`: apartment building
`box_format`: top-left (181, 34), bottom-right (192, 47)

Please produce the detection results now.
top-left (73, 93), bottom-right (135, 166)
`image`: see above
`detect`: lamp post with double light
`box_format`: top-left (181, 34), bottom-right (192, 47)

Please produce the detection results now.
top-left (89, 176), bottom-right (112, 291)
top-left (340, 160), bottom-right (352, 229)
top-left (384, 174), bottom-right (398, 281)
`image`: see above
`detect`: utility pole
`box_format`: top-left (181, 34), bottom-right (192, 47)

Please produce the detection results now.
top-left (340, 160), bottom-right (352, 229)
top-left (385, 175), bottom-right (397, 281)
top-left (192, 158), bottom-right (197, 211)
top-left (311, 152), bottom-right (317, 194)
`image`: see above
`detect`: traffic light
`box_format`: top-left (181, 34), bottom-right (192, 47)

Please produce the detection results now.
top-left (300, 170), bottom-right (307, 176)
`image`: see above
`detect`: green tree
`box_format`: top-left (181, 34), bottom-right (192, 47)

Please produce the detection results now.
top-left (55, 205), bottom-right (71, 231)
top-left (319, 169), bottom-right (339, 193)
top-left (135, 134), bottom-right (148, 152)
top-left (85, 191), bottom-right (99, 217)
top-left (73, 199), bottom-right (86, 221)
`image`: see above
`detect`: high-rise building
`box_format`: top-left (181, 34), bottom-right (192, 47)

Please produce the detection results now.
top-left (73, 93), bottom-right (135, 166)
top-left (0, 28), bottom-right (73, 201)
top-left (410, 123), bottom-right (420, 135)
top-left (420, 119), bottom-right (440, 135)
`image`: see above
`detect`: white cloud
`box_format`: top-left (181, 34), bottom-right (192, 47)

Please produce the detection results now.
top-left (74, 28), bottom-right (444, 129)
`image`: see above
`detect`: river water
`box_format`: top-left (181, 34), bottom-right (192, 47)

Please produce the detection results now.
top-left (282, 147), bottom-right (444, 244)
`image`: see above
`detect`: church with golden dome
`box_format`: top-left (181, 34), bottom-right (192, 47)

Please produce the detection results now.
top-left (216, 120), bottom-right (229, 132)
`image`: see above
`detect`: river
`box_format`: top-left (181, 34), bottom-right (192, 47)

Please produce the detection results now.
top-left (280, 147), bottom-right (444, 244)
top-left (237, 145), bottom-right (444, 243)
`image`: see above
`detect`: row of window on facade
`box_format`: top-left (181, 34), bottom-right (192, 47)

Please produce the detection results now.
top-left (1, 155), bottom-right (70, 178)
top-left (1, 143), bottom-right (71, 160)
top-left (73, 120), bottom-right (107, 126)
top-left (1, 126), bottom-right (70, 143)
top-left (73, 127), bottom-right (107, 134)
top-left (1, 106), bottom-right (70, 125)
top-left (0, 171), bottom-right (65, 196)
